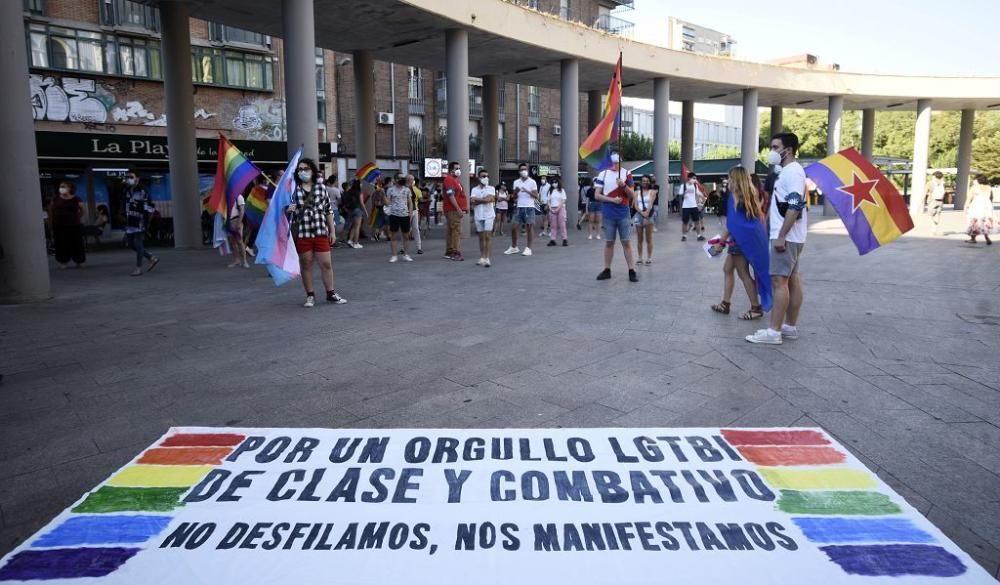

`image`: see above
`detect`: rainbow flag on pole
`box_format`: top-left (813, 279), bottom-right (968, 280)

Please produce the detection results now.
top-left (805, 147), bottom-right (914, 255)
top-left (207, 135), bottom-right (261, 218)
top-left (356, 162), bottom-right (381, 184)
top-left (254, 148), bottom-right (302, 287)
top-left (579, 54), bottom-right (622, 171)
top-left (244, 184), bottom-right (269, 229)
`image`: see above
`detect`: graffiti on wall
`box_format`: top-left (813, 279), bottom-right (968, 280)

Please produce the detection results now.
top-left (231, 97), bottom-right (286, 140)
top-left (29, 73), bottom-right (280, 138)
top-left (30, 75), bottom-right (116, 123)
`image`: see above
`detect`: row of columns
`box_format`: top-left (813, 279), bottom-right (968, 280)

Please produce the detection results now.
top-left (0, 0), bottom-right (983, 301)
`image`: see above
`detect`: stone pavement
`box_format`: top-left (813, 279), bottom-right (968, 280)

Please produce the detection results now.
top-left (1, 210), bottom-right (999, 576)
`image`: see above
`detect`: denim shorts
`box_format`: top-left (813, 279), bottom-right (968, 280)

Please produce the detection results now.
top-left (603, 216), bottom-right (632, 242)
top-left (633, 213), bottom-right (652, 227)
top-left (514, 207), bottom-right (536, 225)
top-left (475, 217), bottom-right (495, 233)
top-left (587, 201), bottom-right (602, 213)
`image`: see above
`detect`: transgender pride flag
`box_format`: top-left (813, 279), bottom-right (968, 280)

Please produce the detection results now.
top-left (254, 147), bottom-right (302, 286)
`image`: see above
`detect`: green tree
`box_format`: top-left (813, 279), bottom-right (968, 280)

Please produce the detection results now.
top-left (703, 145), bottom-right (741, 159)
top-left (619, 132), bottom-right (653, 160)
top-left (972, 131), bottom-right (1000, 181)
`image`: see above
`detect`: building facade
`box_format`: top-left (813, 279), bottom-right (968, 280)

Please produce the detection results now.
top-left (665, 17), bottom-right (736, 57)
top-left (24, 0), bottom-right (628, 226)
top-left (621, 103), bottom-right (742, 158)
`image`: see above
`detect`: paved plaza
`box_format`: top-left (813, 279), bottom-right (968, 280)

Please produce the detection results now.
top-left (1, 211), bottom-right (999, 576)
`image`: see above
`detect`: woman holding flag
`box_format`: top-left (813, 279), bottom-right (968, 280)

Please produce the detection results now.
top-left (287, 157), bottom-right (346, 307)
top-left (710, 167), bottom-right (771, 320)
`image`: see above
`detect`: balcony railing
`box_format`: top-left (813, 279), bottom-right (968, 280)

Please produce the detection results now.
top-left (469, 94), bottom-right (483, 118)
top-left (528, 140), bottom-right (539, 164)
top-left (409, 96), bottom-right (425, 115)
top-left (469, 137), bottom-right (482, 162)
top-left (409, 132), bottom-right (427, 163)
top-left (594, 14), bottom-right (634, 38)
top-left (499, 139), bottom-right (510, 163)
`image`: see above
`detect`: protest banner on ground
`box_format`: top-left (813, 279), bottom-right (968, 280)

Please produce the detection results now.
top-left (0, 427), bottom-right (994, 584)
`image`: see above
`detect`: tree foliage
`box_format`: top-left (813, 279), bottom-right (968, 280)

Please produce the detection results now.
top-left (618, 132), bottom-right (680, 162)
top-left (703, 145), bottom-right (742, 160)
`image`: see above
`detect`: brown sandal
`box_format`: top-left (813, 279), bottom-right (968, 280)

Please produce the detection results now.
top-left (741, 305), bottom-right (764, 320)
top-left (711, 301), bottom-right (731, 314)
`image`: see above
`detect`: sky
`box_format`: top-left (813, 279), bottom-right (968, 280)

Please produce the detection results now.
top-left (626, 0), bottom-right (1000, 76)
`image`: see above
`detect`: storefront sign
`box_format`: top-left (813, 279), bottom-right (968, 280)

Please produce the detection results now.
top-left (0, 427), bottom-right (992, 584)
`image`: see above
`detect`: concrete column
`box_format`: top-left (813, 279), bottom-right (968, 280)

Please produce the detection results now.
top-left (560, 59), bottom-right (580, 209)
top-left (352, 50), bottom-right (376, 166)
top-left (159, 2), bottom-right (201, 248)
top-left (861, 108), bottom-right (876, 161)
top-left (769, 105), bottom-right (783, 138)
top-left (483, 75), bottom-right (500, 185)
top-left (282, 0), bottom-right (319, 161)
top-left (445, 29), bottom-right (470, 234)
top-left (826, 95), bottom-right (844, 155)
top-left (653, 77), bottom-right (670, 191)
top-left (681, 100), bottom-right (695, 172)
top-left (741, 89), bottom-right (759, 171)
top-left (587, 89), bottom-right (603, 132)
top-left (954, 109), bottom-right (975, 211)
top-left (0, 0), bottom-right (49, 301)
top-left (910, 99), bottom-right (932, 214)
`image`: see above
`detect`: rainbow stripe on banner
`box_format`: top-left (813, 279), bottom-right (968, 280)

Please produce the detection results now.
top-left (0, 432), bottom-right (245, 582)
top-left (578, 55), bottom-right (622, 171)
top-left (206, 135), bottom-right (261, 219)
top-left (720, 429), bottom-right (967, 578)
top-left (356, 162), bottom-right (381, 184)
top-left (244, 184), bottom-right (269, 229)
top-left (805, 148), bottom-right (914, 255)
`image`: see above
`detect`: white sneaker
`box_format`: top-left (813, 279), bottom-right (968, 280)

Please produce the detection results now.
top-left (504, 246), bottom-right (519, 255)
top-left (745, 328), bottom-right (782, 345)
top-left (781, 325), bottom-right (800, 340)
top-left (476, 258), bottom-right (485, 266)
top-left (484, 259), bottom-right (491, 268)
top-left (389, 255), bottom-right (398, 263)
top-left (596, 234), bottom-right (602, 240)
top-left (303, 296), bottom-right (315, 308)
top-left (522, 247), bottom-right (533, 256)
top-left (588, 234), bottom-right (593, 240)
top-left (402, 254), bottom-right (413, 262)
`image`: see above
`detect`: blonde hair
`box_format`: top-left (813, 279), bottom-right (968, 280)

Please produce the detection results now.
top-left (727, 166), bottom-right (765, 219)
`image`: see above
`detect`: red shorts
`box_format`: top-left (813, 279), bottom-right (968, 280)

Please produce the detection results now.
top-left (294, 236), bottom-right (331, 254)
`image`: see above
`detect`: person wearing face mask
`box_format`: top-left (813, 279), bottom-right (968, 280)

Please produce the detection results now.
top-left (747, 132), bottom-right (807, 345)
top-left (505, 163), bottom-right (539, 256)
top-left (470, 168), bottom-right (497, 266)
top-left (594, 150), bottom-right (638, 282)
top-left (681, 172), bottom-right (706, 242)
top-left (48, 180), bottom-right (86, 269)
top-left (632, 175), bottom-right (656, 264)
top-left (385, 175), bottom-right (414, 262)
top-left (546, 176), bottom-right (568, 247)
top-left (122, 170), bottom-right (159, 276)
top-left (442, 161), bottom-right (468, 261)
top-left (494, 182), bottom-right (509, 236)
top-left (286, 157), bottom-right (346, 307)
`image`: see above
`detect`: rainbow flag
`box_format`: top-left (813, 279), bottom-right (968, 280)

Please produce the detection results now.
top-left (805, 148), bottom-right (914, 255)
top-left (579, 55), bottom-right (622, 171)
top-left (207, 135), bottom-right (261, 218)
top-left (356, 162), bottom-right (381, 184)
top-left (244, 184), bottom-right (269, 228)
top-left (254, 148), bottom-right (302, 287)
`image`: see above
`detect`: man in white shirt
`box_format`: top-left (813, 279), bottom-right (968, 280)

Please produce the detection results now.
top-left (594, 149), bottom-right (638, 282)
top-left (926, 171), bottom-right (946, 232)
top-left (681, 172), bottom-right (706, 241)
top-left (505, 162), bottom-right (539, 256)
top-left (747, 132), bottom-right (807, 345)
top-left (470, 168), bottom-right (496, 267)
top-left (538, 175), bottom-right (551, 237)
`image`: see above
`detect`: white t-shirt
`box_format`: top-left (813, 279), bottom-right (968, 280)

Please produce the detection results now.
top-left (769, 161), bottom-right (808, 243)
top-left (539, 182), bottom-right (551, 205)
top-left (548, 188), bottom-right (566, 210)
top-left (229, 194), bottom-right (245, 218)
top-left (470, 185), bottom-right (496, 221)
top-left (931, 180), bottom-right (945, 201)
top-left (496, 189), bottom-right (509, 210)
top-left (513, 177), bottom-right (538, 208)
top-left (682, 181), bottom-right (699, 209)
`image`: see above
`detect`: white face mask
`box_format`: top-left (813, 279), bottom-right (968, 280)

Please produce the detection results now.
top-left (610, 153), bottom-right (620, 164)
top-left (58, 187), bottom-right (69, 195)
top-left (479, 176), bottom-right (489, 185)
top-left (297, 171), bottom-right (312, 182)
top-left (767, 149), bottom-right (783, 167)
top-left (519, 170), bottom-right (528, 178)
top-left (453, 169), bottom-right (462, 177)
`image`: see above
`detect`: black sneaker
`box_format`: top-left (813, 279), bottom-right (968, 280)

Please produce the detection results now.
top-left (629, 269), bottom-right (639, 283)
top-left (547, 240), bottom-right (557, 247)
top-left (326, 291), bottom-right (347, 304)
top-left (697, 234), bottom-right (706, 241)
top-left (596, 268), bottom-right (611, 280)
top-left (681, 235), bottom-right (687, 242)
top-left (562, 240), bottom-right (568, 247)
top-left (417, 249), bottom-right (423, 255)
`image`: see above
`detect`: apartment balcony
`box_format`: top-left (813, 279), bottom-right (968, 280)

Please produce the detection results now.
top-left (598, 0), bottom-right (635, 9)
top-left (408, 96), bottom-right (425, 115)
top-left (505, 1), bottom-right (633, 37)
top-left (499, 139), bottom-right (509, 163)
top-left (469, 137), bottom-right (482, 162)
top-left (527, 140), bottom-right (539, 164)
top-left (595, 14), bottom-right (634, 38)
top-left (409, 132), bottom-right (428, 163)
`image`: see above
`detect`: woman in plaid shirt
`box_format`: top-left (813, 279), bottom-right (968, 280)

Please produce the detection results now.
top-left (287, 158), bottom-right (347, 307)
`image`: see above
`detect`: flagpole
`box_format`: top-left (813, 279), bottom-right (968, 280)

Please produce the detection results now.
top-left (615, 52), bottom-right (622, 153)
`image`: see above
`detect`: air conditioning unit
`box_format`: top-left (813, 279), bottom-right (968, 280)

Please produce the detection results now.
top-left (378, 112), bottom-right (395, 125)
top-left (553, 124), bottom-right (562, 136)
